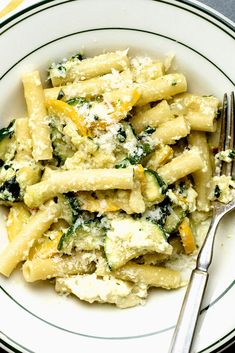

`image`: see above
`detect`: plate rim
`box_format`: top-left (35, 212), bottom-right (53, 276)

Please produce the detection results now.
top-left (0, 26), bottom-right (234, 84)
top-left (0, 1), bottom-right (235, 352)
top-left (0, 0), bottom-right (234, 33)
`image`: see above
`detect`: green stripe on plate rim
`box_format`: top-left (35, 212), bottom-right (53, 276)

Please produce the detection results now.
top-left (0, 331), bottom-right (34, 353)
top-left (0, 1), bottom-right (234, 352)
top-left (1, 280), bottom-right (234, 351)
top-left (0, 0), bottom-right (234, 38)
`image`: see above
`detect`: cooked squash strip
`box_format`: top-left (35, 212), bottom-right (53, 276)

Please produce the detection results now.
top-left (78, 191), bottom-right (121, 213)
top-left (45, 99), bottom-right (87, 136)
top-left (104, 87), bottom-right (141, 122)
top-left (178, 217), bottom-right (196, 254)
top-left (7, 203), bottom-right (31, 241)
top-left (29, 230), bottom-right (62, 260)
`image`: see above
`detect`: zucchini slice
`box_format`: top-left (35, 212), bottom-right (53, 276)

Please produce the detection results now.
top-left (59, 218), bottom-right (105, 254)
top-left (50, 118), bottom-right (75, 165)
top-left (178, 217), bottom-right (196, 254)
top-left (58, 192), bottom-right (105, 253)
top-left (58, 192), bottom-right (81, 225)
top-left (143, 168), bottom-right (167, 203)
top-left (104, 216), bottom-right (172, 270)
top-left (122, 122), bottom-right (137, 145)
top-left (57, 192), bottom-right (81, 250)
top-left (115, 123), bottom-right (154, 168)
top-left (164, 207), bottom-right (186, 234)
top-left (0, 137), bottom-right (16, 163)
top-left (68, 220), bottom-right (105, 253)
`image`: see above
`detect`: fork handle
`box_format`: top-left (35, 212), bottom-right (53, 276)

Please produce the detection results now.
top-left (168, 269), bottom-right (209, 353)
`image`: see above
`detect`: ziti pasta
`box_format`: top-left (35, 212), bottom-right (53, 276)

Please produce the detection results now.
top-left (0, 49), bottom-right (234, 308)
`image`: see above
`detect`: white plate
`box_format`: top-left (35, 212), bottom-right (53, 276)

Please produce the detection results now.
top-left (0, 1), bottom-right (234, 352)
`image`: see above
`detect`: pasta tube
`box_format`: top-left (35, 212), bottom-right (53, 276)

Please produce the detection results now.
top-left (132, 61), bottom-right (164, 83)
top-left (187, 113), bottom-right (217, 132)
top-left (157, 149), bottom-right (204, 184)
top-left (136, 73), bottom-right (187, 106)
top-left (24, 168), bottom-right (134, 208)
top-left (0, 200), bottom-right (61, 277)
top-left (15, 118), bottom-right (32, 161)
top-left (130, 100), bottom-right (174, 133)
top-left (22, 252), bottom-right (96, 282)
top-left (115, 263), bottom-right (181, 289)
top-left (78, 188), bottom-right (144, 214)
top-left (188, 131), bottom-right (213, 211)
top-left (22, 71), bottom-right (52, 161)
top-left (151, 116), bottom-right (190, 145)
top-left (6, 203), bottom-right (31, 241)
top-left (171, 93), bottom-right (219, 132)
top-left (50, 50), bottom-right (129, 86)
top-left (146, 145), bottom-right (174, 170)
top-left (44, 69), bottom-right (132, 100)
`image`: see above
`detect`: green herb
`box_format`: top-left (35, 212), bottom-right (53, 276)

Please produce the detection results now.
top-left (145, 197), bottom-right (171, 227)
top-left (50, 119), bottom-right (75, 166)
top-left (128, 147), bottom-right (143, 164)
top-left (0, 176), bottom-right (21, 202)
top-left (0, 120), bottom-right (15, 142)
top-left (65, 192), bottom-right (81, 222)
top-left (4, 164), bottom-right (11, 170)
top-left (57, 89), bottom-right (65, 100)
top-left (94, 96), bottom-right (102, 103)
top-left (124, 112), bottom-right (134, 122)
top-left (141, 143), bottom-right (152, 156)
top-left (117, 126), bottom-right (127, 142)
top-left (131, 213), bottom-right (142, 220)
top-left (149, 169), bottom-right (168, 194)
top-left (91, 192), bottom-right (98, 199)
top-left (58, 218), bottom-right (81, 251)
top-left (115, 158), bottom-right (131, 169)
top-left (115, 142), bottom-right (153, 168)
top-left (67, 97), bottom-right (90, 106)
top-left (70, 53), bottom-right (84, 61)
top-left (171, 80), bottom-right (177, 86)
top-left (143, 126), bottom-right (156, 135)
top-left (56, 65), bottom-right (66, 76)
top-left (214, 185), bottom-right (221, 198)
top-left (228, 149), bottom-right (235, 159)
top-left (179, 181), bottom-right (186, 194)
top-left (93, 115), bottom-right (99, 121)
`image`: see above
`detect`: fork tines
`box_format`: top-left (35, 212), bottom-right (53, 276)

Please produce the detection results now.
top-left (217, 92), bottom-right (235, 178)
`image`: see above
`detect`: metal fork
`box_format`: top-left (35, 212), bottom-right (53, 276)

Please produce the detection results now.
top-left (169, 92), bottom-right (235, 353)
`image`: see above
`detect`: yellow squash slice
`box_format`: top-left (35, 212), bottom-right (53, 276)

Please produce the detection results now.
top-left (178, 217), bottom-right (196, 254)
top-left (46, 99), bottom-right (87, 136)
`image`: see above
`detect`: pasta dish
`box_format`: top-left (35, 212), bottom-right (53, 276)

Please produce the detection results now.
top-left (0, 50), bottom-right (234, 308)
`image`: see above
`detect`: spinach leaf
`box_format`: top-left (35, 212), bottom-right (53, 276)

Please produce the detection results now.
top-left (0, 120), bottom-right (15, 142)
top-left (0, 176), bottom-right (21, 202)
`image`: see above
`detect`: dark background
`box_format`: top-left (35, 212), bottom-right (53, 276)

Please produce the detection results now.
top-left (0, 0), bottom-right (234, 352)
top-left (199, 0), bottom-right (235, 22)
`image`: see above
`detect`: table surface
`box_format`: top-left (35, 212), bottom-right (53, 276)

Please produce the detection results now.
top-left (198, 0), bottom-right (235, 22)
top-left (0, 0), bottom-right (234, 353)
